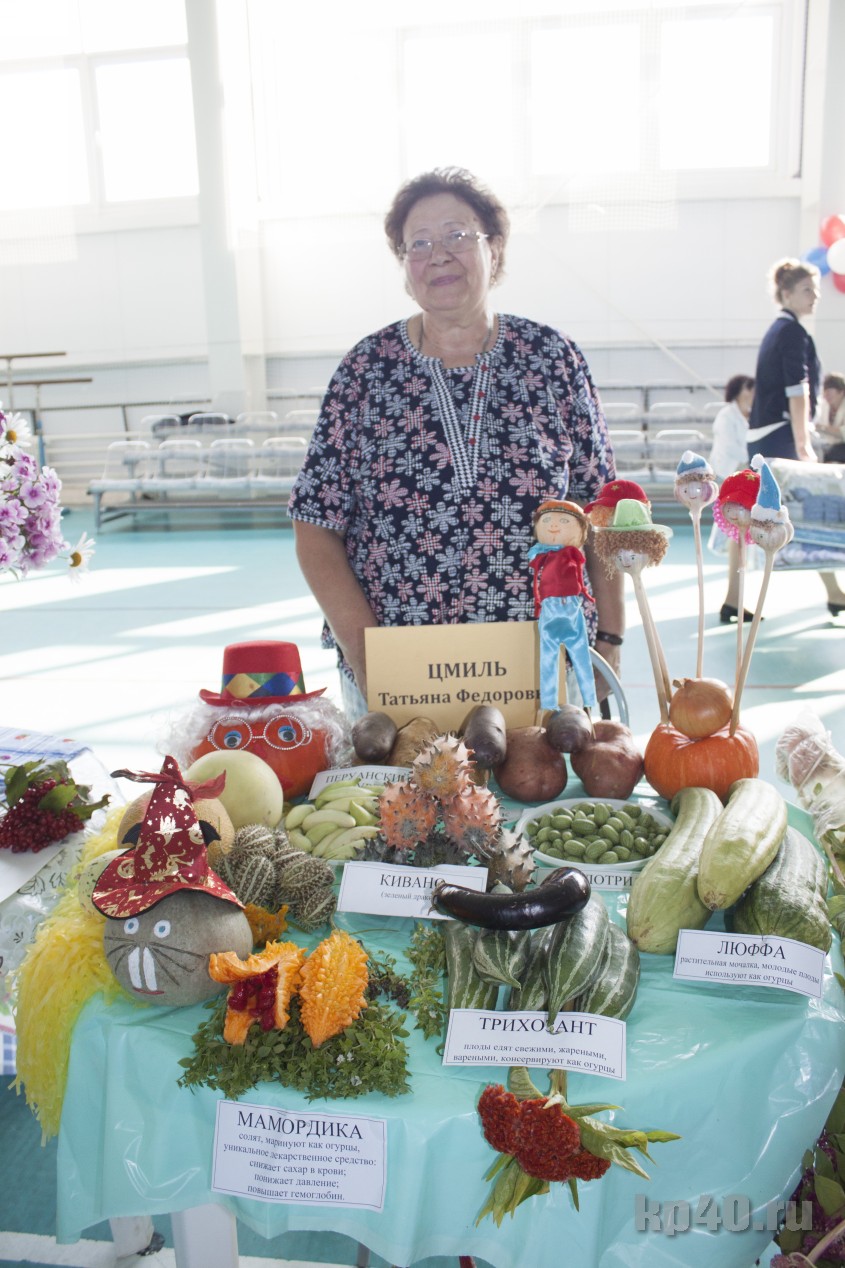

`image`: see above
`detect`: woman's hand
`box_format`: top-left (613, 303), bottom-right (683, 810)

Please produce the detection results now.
top-left (292, 520), bottom-right (378, 695)
top-left (789, 391), bottom-right (818, 462)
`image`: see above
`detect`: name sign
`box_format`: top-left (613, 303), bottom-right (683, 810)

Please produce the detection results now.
top-left (307, 766), bottom-right (409, 799)
top-left (211, 1100), bottom-right (387, 1210)
top-left (535, 865), bottom-right (637, 893)
top-left (336, 862), bottom-right (487, 920)
top-left (673, 929), bottom-right (826, 999)
top-left (442, 1008), bottom-right (626, 1080)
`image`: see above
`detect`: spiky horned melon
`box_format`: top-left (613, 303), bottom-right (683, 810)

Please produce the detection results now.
top-left (411, 734), bottom-right (474, 798)
top-left (378, 781), bottom-right (438, 850)
top-left (298, 929), bottom-right (369, 1048)
top-left (440, 784), bottom-right (503, 852)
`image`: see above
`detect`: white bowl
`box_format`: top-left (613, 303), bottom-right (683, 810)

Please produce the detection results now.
top-left (516, 797), bottom-right (674, 882)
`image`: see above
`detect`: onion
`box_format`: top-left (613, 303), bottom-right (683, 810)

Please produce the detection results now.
top-left (668, 677), bottom-right (734, 739)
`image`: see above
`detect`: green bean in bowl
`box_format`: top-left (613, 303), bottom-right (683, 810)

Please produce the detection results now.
top-left (515, 797), bottom-right (674, 872)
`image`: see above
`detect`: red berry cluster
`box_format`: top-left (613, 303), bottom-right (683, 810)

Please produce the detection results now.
top-left (477, 1084), bottom-right (610, 1185)
top-left (0, 779), bottom-right (84, 853)
top-left (227, 966), bottom-right (279, 1031)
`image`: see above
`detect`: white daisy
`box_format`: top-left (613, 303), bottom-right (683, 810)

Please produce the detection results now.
top-left (66, 531), bottom-right (95, 581)
top-left (0, 411), bottom-right (33, 449)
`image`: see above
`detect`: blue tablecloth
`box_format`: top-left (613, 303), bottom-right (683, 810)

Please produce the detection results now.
top-left (56, 803), bottom-right (845, 1268)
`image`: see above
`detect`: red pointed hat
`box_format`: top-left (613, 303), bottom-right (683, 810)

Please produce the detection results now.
top-left (92, 756), bottom-right (243, 918)
top-left (718, 468), bottom-right (760, 510)
top-left (583, 480), bottom-right (650, 514)
top-left (199, 640), bottom-right (325, 708)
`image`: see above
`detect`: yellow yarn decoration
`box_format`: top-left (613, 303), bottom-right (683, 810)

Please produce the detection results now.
top-left (11, 805), bottom-right (130, 1141)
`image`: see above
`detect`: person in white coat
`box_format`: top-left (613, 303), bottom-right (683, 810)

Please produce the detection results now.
top-left (709, 374), bottom-right (756, 622)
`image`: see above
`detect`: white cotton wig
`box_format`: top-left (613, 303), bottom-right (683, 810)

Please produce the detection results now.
top-left (162, 695), bottom-right (354, 772)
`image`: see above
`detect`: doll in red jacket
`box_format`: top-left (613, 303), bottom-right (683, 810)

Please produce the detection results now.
top-left (528, 499), bottom-right (597, 712)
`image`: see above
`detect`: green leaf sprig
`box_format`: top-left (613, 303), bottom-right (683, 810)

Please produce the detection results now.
top-left (406, 922), bottom-right (447, 1040)
top-left (178, 993), bottom-right (411, 1102)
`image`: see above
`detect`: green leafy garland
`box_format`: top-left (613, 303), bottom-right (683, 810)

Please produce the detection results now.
top-left (178, 993), bottom-right (411, 1102)
top-left (178, 924), bottom-right (447, 1101)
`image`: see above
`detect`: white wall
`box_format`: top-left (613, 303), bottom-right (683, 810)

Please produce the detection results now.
top-left (1, 1), bottom-right (843, 430)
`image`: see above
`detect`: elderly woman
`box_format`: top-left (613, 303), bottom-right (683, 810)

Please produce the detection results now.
top-left (288, 168), bottom-right (624, 716)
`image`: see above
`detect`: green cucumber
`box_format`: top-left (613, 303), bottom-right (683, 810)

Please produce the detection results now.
top-left (697, 778), bottom-right (788, 911)
top-left (471, 928), bottom-right (532, 989)
top-left (626, 786), bottom-right (723, 955)
top-left (442, 921), bottom-right (500, 1011)
top-left (573, 922), bottom-right (641, 1019)
top-left (543, 894), bottom-right (610, 1022)
top-left (727, 826), bottom-right (832, 952)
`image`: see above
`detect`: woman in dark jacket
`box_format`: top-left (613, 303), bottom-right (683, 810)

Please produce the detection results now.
top-left (747, 258), bottom-right (845, 616)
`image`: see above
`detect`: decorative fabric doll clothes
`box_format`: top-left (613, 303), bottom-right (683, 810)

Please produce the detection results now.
top-left (287, 314), bottom-right (615, 682)
top-left (528, 542), bottom-right (597, 710)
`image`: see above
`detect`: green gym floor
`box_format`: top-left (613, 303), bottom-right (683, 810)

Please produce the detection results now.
top-left (1, 504), bottom-right (843, 1268)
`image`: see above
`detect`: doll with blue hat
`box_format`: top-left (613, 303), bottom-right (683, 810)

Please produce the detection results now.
top-left (674, 450), bottom-right (718, 677)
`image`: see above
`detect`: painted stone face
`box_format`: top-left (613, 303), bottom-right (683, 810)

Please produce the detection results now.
top-left (189, 707), bottom-right (330, 800)
top-left (103, 890), bottom-right (253, 1006)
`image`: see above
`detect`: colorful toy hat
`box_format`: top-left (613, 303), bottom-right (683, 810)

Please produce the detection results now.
top-left (92, 756), bottom-right (242, 918)
top-left (583, 480), bottom-right (649, 514)
top-left (718, 468), bottom-right (760, 510)
top-left (676, 450), bottom-right (713, 477)
top-left (601, 498), bottom-right (673, 537)
top-left (199, 641), bottom-right (325, 707)
top-left (750, 454), bottom-right (788, 521)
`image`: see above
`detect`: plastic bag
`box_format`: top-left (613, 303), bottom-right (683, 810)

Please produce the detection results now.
top-left (775, 710), bottom-right (845, 876)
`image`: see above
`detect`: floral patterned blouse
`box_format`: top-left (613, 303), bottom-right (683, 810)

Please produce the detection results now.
top-left (287, 314), bottom-right (615, 677)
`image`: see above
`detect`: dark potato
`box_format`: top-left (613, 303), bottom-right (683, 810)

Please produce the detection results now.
top-left (493, 726), bottom-right (568, 803)
top-left (352, 711), bottom-right (398, 763)
top-left (544, 705), bottom-right (592, 754)
top-left (460, 704), bottom-right (508, 768)
top-left (388, 717), bottom-right (440, 766)
top-left (570, 720), bottom-right (644, 799)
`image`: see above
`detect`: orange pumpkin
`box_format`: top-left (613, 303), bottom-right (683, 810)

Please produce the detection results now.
top-left (643, 721), bottom-right (759, 802)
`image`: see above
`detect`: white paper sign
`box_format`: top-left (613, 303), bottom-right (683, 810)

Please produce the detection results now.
top-left (673, 929), bottom-right (826, 999)
top-left (307, 766), bottom-right (409, 798)
top-left (336, 861), bottom-right (487, 920)
top-left (442, 1009), bottom-right (627, 1080)
top-left (211, 1100), bottom-right (387, 1210)
top-left (535, 864), bottom-right (636, 893)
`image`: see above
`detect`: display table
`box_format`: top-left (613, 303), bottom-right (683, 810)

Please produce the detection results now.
top-left (0, 728), bottom-right (121, 1072)
top-left (55, 802), bottom-right (845, 1268)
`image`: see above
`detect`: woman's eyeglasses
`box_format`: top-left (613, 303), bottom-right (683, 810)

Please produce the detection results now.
top-left (400, 229), bottom-right (488, 261)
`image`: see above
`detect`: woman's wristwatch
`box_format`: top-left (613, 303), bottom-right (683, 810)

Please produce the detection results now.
top-left (595, 630), bottom-right (624, 646)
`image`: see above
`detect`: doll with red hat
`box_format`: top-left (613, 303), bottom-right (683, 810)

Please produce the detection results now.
top-left (92, 756), bottom-right (253, 1006)
top-left (529, 499), bottom-right (597, 711)
top-left (583, 479), bottom-right (650, 527)
top-left (166, 641), bottom-right (352, 800)
top-left (712, 466), bottom-right (761, 630)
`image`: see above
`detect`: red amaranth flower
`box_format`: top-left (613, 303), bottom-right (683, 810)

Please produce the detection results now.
top-left (477, 1084), bottom-right (521, 1154)
top-left (567, 1147), bottom-right (612, 1182)
top-left (512, 1097), bottom-right (581, 1182)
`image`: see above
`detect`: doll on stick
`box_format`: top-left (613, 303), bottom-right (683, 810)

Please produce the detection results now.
top-left (528, 500), bottom-right (597, 714)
